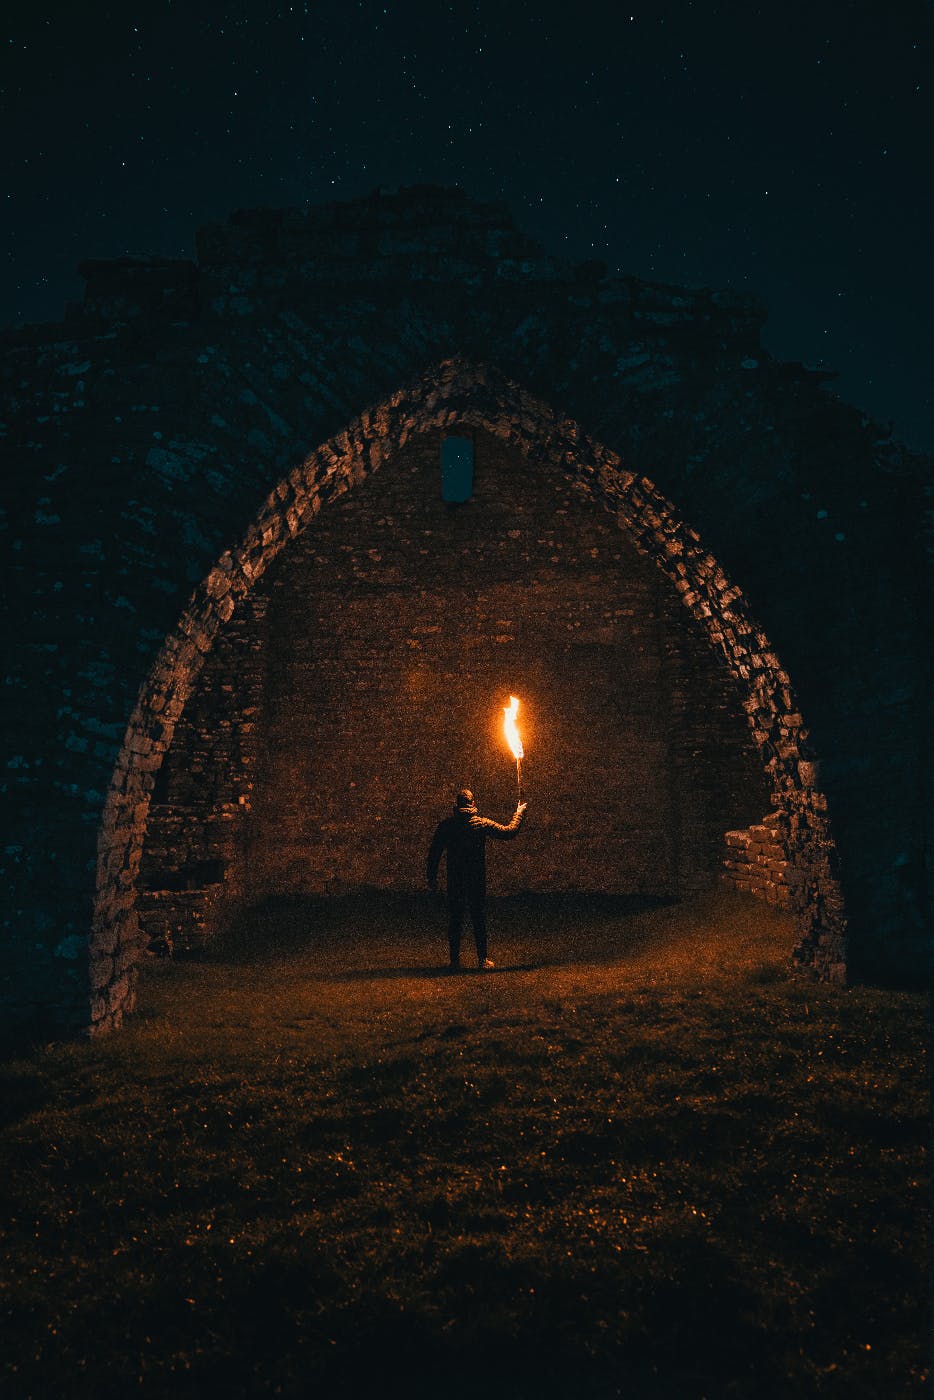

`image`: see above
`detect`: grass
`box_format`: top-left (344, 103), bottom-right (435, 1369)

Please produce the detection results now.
top-left (0, 891), bottom-right (928, 1399)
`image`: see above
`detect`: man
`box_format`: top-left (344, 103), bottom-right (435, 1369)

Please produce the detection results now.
top-left (426, 788), bottom-right (528, 972)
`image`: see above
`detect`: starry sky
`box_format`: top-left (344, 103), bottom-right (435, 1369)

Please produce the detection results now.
top-left (4, 0), bottom-right (932, 451)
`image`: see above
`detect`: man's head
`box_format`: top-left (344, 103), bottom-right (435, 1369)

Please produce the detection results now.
top-left (455, 788), bottom-right (475, 810)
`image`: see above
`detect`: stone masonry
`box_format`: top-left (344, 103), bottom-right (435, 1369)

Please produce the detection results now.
top-left (138, 424), bottom-right (772, 941)
top-left (84, 359), bottom-right (857, 1026)
top-left (2, 187), bottom-right (929, 1039)
top-left (722, 814), bottom-right (793, 911)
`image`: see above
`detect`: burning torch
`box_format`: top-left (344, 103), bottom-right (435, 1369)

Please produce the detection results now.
top-left (503, 695), bottom-right (524, 803)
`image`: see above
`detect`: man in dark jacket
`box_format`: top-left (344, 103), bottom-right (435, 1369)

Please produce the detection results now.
top-left (427, 789), bottom-right (528, 971)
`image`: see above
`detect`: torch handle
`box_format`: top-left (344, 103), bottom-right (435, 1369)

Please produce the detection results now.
top-left (516, 757), bottom-right (523, 803)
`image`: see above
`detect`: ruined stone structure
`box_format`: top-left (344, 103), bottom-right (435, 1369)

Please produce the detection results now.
top-left (3, 187), bottom-right (930, 1039)
top-left (137, 423), bottom-right (773, 956)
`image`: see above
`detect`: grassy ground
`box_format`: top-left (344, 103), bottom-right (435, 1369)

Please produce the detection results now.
top-left (0, 891), bottom-right (928, 1399)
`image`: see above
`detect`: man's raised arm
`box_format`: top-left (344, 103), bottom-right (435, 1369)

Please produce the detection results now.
top-left (479, 801), bottom-right (529, 840)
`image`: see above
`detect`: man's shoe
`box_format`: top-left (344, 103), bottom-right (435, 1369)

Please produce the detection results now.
top-left (479, 959), bottom-right (495, 971)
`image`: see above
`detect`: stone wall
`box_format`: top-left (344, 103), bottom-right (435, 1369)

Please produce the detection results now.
top-left (2, 186), bottom-right (929, 1039)
top-left (97, 357), bottom-right (850, 1035)
top-left (722, 815), bottom-right (792, 911)
top-left (138, 427), bottom-right (771, 939)
top-left (136, 594), bottom-right (265, 955)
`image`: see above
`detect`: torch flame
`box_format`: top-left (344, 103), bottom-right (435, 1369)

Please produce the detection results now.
top-left (503, 695), bottom-right (524, 760)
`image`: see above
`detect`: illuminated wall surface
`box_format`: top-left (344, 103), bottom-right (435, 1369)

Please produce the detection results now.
top-left (2, 188), bottom-right (929, 1038)
top-left (139, 427), bottom-right (769, 939)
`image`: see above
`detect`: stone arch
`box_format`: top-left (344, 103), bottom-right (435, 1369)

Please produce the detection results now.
top-left (90, 357), bottom-right (845, 1032)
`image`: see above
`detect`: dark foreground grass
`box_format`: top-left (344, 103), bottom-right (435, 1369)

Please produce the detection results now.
top-left (0, 892), bottom-right (928, 1399)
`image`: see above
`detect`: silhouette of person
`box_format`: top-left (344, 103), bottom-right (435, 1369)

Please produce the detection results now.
top-left (427, 788), bottom-right (528, 971)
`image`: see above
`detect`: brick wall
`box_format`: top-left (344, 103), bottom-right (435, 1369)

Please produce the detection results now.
top-left (136, 596), bottom-right (265, 954)
top-left (722, 814), bottom-right (792, 910)
top-left (139, 427), bottom-right (770, 936)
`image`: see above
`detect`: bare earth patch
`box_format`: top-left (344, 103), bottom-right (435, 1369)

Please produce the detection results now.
top-left (0, 891), bottom-right (928, 1398)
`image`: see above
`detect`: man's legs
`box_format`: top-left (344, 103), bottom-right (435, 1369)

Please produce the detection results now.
top-left (447, 891), bottom-right (466, 968)
top-left (469, 901), bottom-right (488, 966)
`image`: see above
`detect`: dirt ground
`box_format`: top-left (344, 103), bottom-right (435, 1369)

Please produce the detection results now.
top-left (174, 887), bottom-right (801, 1039)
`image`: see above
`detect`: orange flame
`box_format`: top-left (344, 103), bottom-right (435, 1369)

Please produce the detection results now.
top-left (503, 695), bottom-right (524, 760)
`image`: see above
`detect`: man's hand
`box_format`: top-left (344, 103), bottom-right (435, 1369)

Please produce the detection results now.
top-left (517, 801), bottom-right (529, 816)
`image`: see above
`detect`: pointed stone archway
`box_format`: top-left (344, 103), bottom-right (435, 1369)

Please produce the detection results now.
top-left (90, 358), bottom-right (845, 1033)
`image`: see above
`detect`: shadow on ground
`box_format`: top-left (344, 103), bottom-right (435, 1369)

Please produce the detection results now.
top-left (198, 889), bottom-right (678, 975)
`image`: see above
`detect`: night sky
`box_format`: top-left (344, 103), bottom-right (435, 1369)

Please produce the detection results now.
top-left (4, 0), bottom-right (932, 452)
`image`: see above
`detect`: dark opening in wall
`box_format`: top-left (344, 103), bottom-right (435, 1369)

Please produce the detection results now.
top-left (151, 760), bottom-right (171, 806)
top-left (441, 435), bottom-right (474, 502)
